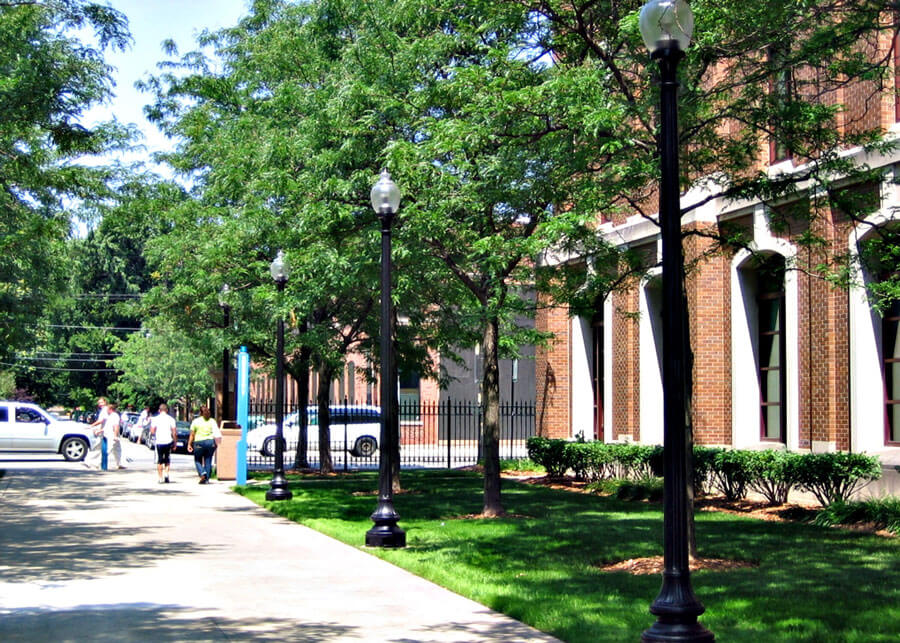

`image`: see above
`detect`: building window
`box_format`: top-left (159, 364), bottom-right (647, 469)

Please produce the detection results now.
top-left (399, 369), bottom-right (420, 421)
top-left (758, 257), bottom-right (787, 442)
top-left (768, 47), bottom-right (794, 164)
top-left (885, 297), bottom-right (900, 444)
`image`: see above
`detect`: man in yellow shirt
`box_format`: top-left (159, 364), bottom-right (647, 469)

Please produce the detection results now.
top-left (187, 405), bottom-right (219, 484)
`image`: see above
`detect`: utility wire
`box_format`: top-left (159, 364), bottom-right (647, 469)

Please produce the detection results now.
top-left (29, 351), bottom-right (122, 357)
top-left (14, 356), bottom-right (116, 363)
top-left (71, 293), bottom-right (144, 299)
top-left (40, 324), bottom-right (142, 331)
top-left (0, 361), bottom-right (118, 373)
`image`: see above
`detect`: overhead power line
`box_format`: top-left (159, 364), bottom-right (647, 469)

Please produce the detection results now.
top-left (14, 356), bottom-right (116, 363)
top-left (30, 351), bottom-right (122, 357)
top-left (41, 324), bottom-right (142, 331)
top-left (72, 293), bottom-right (144, 300)
top-left (0, 361), bottom-right (118, 373)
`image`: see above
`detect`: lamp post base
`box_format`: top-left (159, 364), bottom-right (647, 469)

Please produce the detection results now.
top-left (365, 524), bottom-right (406, 548)
top-left (365, 497), bottom-right (406, 547)
top-left (266, 474), bottom-right (293, 501)
top-left (642, 619), bottom-right (715, 642)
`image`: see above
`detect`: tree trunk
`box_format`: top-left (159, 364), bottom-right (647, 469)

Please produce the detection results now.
top-left (293, 343), bottom-right (311, 469)
top-left (317, 364), bottom-right (334, 474)
top-left (481, 317), bottom-right (503, 517)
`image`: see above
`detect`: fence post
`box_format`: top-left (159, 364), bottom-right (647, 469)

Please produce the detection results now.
top-left (446, 398), bottom-right (452, 469)
top-left (477, 402), bottom-right (483, 464)
top-left (343, 396), bottom-right (348, 472)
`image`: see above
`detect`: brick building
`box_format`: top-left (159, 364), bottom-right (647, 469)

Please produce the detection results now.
top-left (536, 24), bottom-right (900, 459)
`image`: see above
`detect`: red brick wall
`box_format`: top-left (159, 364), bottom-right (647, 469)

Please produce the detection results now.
top-left (684, 224), bottom-right (732, 445)
top-left (535, 295), bottom-right (571, 438)
top-left (612, 287), bottom-right (641, 441)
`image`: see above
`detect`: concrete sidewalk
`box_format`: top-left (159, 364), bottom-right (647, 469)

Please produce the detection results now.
top-left (0, 460), bottom-right (560, 642)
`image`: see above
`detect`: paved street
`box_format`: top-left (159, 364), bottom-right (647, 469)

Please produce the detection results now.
top-left (0, 441), bottom-right (560, 642)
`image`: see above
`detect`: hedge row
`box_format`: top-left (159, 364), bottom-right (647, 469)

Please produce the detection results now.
top-left (525, 437), bottom-right (883, 507)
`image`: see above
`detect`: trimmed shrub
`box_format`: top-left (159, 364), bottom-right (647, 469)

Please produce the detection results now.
top-left (584, 442), bottom-right (619, 481)
top-left (526, 437), bottom-right (571, 478)
top-left (745, 450), bottom-right (803, 506)
top-left (794, 452), bottom-right (882, 506)
top-left (607, 443), bottom-right (659, 479)
top-left (692, 446), bottom-right (718, 496)
top-left (708, 449), bottom-right (755, 501)
top-left (565, 442), bottom-right (592, 481)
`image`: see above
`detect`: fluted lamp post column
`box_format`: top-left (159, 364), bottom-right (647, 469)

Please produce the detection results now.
top-left (365, 169), bottom-right (406, 548)
top-left (639, 1), bottom-right (713, 641)
top-left (266, 250), bottom-right (293, 501)
top-left (218, 283), bottom-right (232, 425)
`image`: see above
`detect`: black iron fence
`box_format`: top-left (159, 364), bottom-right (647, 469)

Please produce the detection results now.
top-left (244, 399), bottom-right (536, 471)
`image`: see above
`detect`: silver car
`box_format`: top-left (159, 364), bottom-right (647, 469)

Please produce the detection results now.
top-left (0, 401), bottom-right (94, 461)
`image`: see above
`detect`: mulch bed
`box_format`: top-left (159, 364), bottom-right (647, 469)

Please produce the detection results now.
top-left (600, 556), bottom-right (758, 575)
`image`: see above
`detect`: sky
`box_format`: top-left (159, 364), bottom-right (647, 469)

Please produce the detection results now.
top-left (81, 0), bottom-right (250, 167)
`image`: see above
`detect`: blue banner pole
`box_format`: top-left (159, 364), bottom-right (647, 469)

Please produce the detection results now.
top-left (236, 346), bottom-right (250, 485)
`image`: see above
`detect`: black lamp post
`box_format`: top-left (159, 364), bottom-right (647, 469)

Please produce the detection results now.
top-left (365, 169), bottom-right (406, 548)
top-left (639, 1), bottom-right (713, 641)
top-left (218, 283), bottom-right (232, 425)
top-left (266, 249), bottom-right (293, 501)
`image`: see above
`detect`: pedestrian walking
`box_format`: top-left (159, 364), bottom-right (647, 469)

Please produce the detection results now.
top-left (136, 405), bottom-right (151, 443)
top-left (84, 397), bottom-right (108, 470)
top-left (103, 401), bottom-right (124, 469)
top-left (151, 403), bottom-right (177, 484)
top-left (187, 405), bottom-right (220, 484)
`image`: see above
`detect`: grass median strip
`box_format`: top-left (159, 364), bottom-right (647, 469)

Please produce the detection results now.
top-left (236, 469), bottom-right (899, 642)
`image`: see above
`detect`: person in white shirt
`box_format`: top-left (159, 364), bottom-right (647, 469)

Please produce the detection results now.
top-left (103, 401), bottom-right (124, 470)
top-left (135, 405), bottom-right (151, 443)
top-left (151, 403), bottom-right (178, 484)
top-left (84, 397), bottom-right (109, 470)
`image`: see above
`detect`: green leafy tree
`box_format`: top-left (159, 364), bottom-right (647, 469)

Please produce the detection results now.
top-left (111, 321), bottom-right (214, 414)
top-left (0, 1), bottom-right (131, 363)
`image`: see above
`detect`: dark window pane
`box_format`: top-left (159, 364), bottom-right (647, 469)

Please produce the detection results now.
top-left (889, 404), bottom-right (900, 443)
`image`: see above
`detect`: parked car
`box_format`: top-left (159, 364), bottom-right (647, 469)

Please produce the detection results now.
top-left (173, 421), bottom-right (191, 454)
top-left (246, 405), bottom-right (381, 458)
top-left (143, 418), bottom-right (192, 454)
top-left (120, 412), bottom-right (141, 440)
top-left (0, 401), bottom-right (94, 461)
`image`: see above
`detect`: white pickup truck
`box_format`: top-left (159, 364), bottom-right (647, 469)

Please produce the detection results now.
top-left (0, 401), bottom-right (94, 461)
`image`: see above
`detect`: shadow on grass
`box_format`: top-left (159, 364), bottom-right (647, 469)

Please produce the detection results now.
top-left (237, 469), bottom-right (900, 643)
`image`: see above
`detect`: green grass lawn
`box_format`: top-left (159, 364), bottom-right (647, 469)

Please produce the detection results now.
top-left (236, 470), bottom-right (898, 642)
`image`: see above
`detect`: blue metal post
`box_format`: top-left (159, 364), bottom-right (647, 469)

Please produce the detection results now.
top-left (236, 346), bottom-right (250, 485)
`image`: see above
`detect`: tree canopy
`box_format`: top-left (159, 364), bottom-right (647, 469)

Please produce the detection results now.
top-left (0, 0), bottom-right (131, 361)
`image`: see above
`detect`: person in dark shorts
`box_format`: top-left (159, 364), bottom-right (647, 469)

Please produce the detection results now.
top-left (151, 403), bottom-right (178, 483)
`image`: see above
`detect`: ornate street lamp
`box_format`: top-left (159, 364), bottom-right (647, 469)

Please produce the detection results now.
top-left (266, 250), bottom-right (293, 501)
top-left (218, 283), bottom-right (232, 425)
top-left (365, 169), bottom-right (406, 548)
top-left (638, 1), bottom-right (713, 641)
